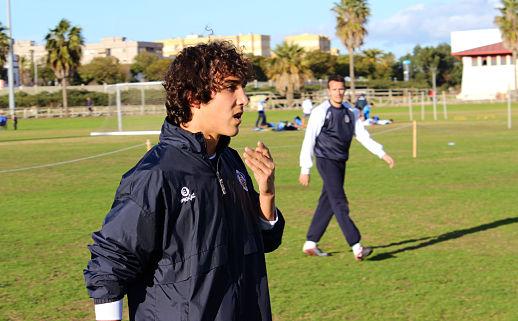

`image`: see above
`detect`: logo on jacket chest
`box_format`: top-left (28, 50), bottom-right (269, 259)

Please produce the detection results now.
top-left (180, 186), bottom-right (196, 203)
top-left (235, 170), bottom-right (249, 192)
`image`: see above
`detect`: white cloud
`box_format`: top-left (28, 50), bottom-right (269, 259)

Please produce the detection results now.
top-left (366, 0), bottom-right (500, 55)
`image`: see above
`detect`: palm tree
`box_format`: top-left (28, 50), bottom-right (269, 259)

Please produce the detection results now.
top-left (0, 22), bottom-right (10, 74)
top-left (266, 42), bottom-right (312, 106)
top-left (361, 48), bottom-right (383, 79)
top-left (495, 0), bottom-right (518, 90)
top-left (45, 19), bottom-right (84, 115)
top-left (19, 55), bottom-right (28, 85)
top-left (333, 0), bottom-right (370, 97)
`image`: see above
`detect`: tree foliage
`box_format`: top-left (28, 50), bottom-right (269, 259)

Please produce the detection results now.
top-left (144, 58), bottom-right (172, 81)
top-left (495, 0), bottom-right (518, 89)
top-left (248, 54), bottom-right (268, 81)
top-left (333, 0), bottom-right (370, 96)
top-left (78, 56), bottom-right (125, 84)
top-left (44, 19), bottom-right (84, 112)
top-left (405, 43), bottom-right (461, 88)
top-left (18, 55), bottom-right (32, 86)
top-left (266, 42), bottom-right (312, 103)
top-left (303, 50), bottom-right (337, 79)
top-left (130, 52), bottom-right (161, 81)
top-left (355, 49), bottom-right (396, 80)
top-left (0, 22), bottom-right (10, 80)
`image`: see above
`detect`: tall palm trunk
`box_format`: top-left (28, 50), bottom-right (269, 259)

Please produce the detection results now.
top-left (348, 45), bottom-right (356, 98)
top-left (61, 77), bottom-right (68, 117)
top-left (286, 85), bottom-right (294, 107)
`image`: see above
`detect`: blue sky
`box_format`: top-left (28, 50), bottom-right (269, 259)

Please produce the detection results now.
top-left (6, 0), bottom-right (501, 57)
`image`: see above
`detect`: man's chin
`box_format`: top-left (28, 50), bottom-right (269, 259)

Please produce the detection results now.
top-left (225, 126), bottom-right (240, 137)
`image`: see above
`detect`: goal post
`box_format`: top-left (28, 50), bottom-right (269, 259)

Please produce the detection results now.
top-left (90, 81), bottom-right (165, 136)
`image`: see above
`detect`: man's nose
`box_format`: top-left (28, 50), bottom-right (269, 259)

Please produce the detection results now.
top-left (237, 88), bottom-right (249, 105)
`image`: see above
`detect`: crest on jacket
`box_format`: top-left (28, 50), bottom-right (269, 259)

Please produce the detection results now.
top-left (235, 170), bottom-right (249, 191)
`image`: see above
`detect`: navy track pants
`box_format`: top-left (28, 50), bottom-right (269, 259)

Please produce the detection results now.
top-left (306, 157), bottom-right (361, 246)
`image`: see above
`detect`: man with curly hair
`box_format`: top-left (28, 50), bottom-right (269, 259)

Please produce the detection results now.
top-left (84, 41), bottom-right (285, 321)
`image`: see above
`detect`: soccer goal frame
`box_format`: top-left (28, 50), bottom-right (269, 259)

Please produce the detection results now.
top-left (90, 81), bottom-right (163, 136)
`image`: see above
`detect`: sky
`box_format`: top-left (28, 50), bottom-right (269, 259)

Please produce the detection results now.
top-left (4, 0), bottom-right (503, 57)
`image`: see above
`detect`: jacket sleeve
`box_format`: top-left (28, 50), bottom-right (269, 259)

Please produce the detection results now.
top-left (229, 148), bottom-right (285, 254)
top-left (84, 170), bottom-right (163, 304)
top-left (261, 209), bottom-right (285, 253)
top-left (299, 103), bottom-right (327, 175)
top-left (352, 108), bottom-right (386, 158)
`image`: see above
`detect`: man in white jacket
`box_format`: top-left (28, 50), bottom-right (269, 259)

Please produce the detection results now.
top-left (299, 75), bottom-right (394, 261)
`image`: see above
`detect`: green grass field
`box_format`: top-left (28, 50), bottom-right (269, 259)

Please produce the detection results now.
top-left (1, 103), bottom-right (517, 321)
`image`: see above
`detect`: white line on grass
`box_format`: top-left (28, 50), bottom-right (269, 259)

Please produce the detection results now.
top-left (1, 124), bottom-right (411, 174)
top-left (0, 143), bottom-right (145, 174)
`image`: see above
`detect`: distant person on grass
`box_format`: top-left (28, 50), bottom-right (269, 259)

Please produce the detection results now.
top-left (362, 101), bottom-right (372, 120)
top-left (255, 96), bottom-right (269, 129)
top-left (298, 75), bottom-right (394, 261)
top-left (84, 41), bottom-right (285, 321)
top-left (302, 95), bottom-right (313, 127)
top-left (86, 97), bottom-right (93, 115)
top-left (355, 93), bottom-right (368, 112)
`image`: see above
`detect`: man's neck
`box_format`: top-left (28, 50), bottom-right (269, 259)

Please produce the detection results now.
top-left (204, 135), bottom-right (219, 155)
top-left (329, 100), bottom-right (343, 108)
top-left (180, 123), bottom-right (219, 155)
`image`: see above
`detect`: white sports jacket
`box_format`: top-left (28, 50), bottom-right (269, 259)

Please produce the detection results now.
top-left (299, 100), bottom-right (386, 175)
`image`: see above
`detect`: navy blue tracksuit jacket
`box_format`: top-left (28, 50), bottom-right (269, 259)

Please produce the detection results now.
top-left (84, 119), bottom-right (285, 321)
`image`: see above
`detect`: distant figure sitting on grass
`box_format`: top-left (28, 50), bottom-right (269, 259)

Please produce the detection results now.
top-left (273, 116), bottom-right (303, 131)
top-left (0, 115), bottom-right (7, 129)
top-left (363, 115), bottom-right (393, 126)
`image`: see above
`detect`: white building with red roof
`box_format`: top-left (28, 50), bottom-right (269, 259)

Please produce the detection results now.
top-left (451, 28), bottom-right (516, 100)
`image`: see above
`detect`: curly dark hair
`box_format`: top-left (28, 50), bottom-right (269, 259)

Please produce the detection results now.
top-left (163, 41), bottom-right (253, 125)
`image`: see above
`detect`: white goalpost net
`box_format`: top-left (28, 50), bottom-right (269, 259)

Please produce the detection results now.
top-left (90, 81), bottom-right (165, 136)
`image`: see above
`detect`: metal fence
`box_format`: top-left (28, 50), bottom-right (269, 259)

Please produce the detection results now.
top-left (3, 83), bottom-right (516, 119)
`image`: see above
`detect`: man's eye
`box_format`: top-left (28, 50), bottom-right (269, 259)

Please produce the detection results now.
top-left (226, 85), bottom-right (238, 92)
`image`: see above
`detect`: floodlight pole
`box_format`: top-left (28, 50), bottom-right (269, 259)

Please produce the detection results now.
top-left (30, 49), bottom-right (37, 86)
top-left (420, 91), bottom-right (425, 120)
top-left (6, 0), bottom-right (16, 118)
top-left (116, 84), bottom-right (123, 131)
top-left (432, 69), bottom-right (437, 120)
top-left (408, 92), bottom-right (413, 121)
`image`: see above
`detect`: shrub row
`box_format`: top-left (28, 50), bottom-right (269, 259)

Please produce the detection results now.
top-left (0, 90), bottom-right (109, 108)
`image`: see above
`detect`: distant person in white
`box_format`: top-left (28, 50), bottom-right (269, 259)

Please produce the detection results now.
top-left (302, 95), bottom-right (313, 127)
top-left (298, 75), bottom-right (395, 261)
top-left (255, 97), bottom-right (269, 128)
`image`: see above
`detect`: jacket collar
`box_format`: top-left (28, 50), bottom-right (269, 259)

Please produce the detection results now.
top-left (159, 118), bottom-right (230, 155)
top-left (326, 100), bottom-right (352, 109)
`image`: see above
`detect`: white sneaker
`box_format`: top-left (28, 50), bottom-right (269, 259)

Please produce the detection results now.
top-left (354, 246), bottom-right (373, 261)
top-left (302, 241), bottom-right (330, 257)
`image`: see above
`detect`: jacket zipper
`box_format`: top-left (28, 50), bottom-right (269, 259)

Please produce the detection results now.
top-left (216, 154), bottom-right (227, 195)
